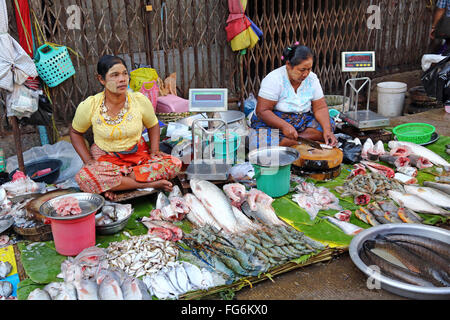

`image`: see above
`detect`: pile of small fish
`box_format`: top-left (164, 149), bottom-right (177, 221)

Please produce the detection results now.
top-left (141, 260), bottom-right (225, 300)
top-left (291, 182), bottom-right (342, 220)
top-left (359, 234), bottom-right (450, 287)
top-left (2, 198), bottom-right (38, 229)
top-left (355, 200), bottom-right (423, 226)
top-left (182, 224), bottom-right (326, 281)
top-left (335, 171), bottom-right (405, 205)
top-left (105, 234), bottom-right (179, 278)
top-left (28, 246), bottom-right (153, 300)
top-left (95, 202), bottom-right (133, 226)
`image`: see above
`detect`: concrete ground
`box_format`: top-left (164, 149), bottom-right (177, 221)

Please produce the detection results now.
top-left (236, 108), bottom-right (449, 300)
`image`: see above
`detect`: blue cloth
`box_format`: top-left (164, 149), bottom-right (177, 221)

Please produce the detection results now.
top-left (437, 0), bottom-right (450, 17)
top-left (249, 111), bottom-right (335, 149)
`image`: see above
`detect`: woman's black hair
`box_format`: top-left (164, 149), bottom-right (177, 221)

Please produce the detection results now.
top-left (97, 55), bottom-right (127, 79)
top-left (282, 44), bottom-right (314, 66)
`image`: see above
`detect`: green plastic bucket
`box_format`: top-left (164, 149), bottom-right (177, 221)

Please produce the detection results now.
top-left (213, 132), bottom-right (241, 163)
top-left (252, 164), bottom-right (291, 198)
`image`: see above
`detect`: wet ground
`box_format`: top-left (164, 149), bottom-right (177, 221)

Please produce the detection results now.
top-left (236, 107), bottom-right (449, 300)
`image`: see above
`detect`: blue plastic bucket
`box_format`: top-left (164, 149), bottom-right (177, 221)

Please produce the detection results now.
top-left (213, 132), bottom-right (241, 163)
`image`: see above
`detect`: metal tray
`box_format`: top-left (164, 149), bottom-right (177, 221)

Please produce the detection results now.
top-left (95, 209), bottom-right (133, 235)
top-left (248, 146), bottom-right (300, 167)
top-left (39, 193), bottom-right (105, 221)
top-left (0, 216), bottom-right (14, 234)
top-left (349, 224), bottom-right (450, 300)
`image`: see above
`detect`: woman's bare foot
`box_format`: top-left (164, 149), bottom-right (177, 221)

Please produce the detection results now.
top-left (104, 191), bottom-right (117, 201)
top-left (145, 180), bottom-right (173, 192)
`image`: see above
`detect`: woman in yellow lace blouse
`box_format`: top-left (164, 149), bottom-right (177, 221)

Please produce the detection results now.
top-left (70, 55), bottom-right (182, 200)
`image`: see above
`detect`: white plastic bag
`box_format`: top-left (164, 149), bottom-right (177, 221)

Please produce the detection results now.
top-left (6, 141), bottom-right (83, 184)
top-left (6, 84), bottom-right (40, 119)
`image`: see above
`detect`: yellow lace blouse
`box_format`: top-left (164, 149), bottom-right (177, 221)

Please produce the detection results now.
top-left (72, 91), bottom-right (158, 152)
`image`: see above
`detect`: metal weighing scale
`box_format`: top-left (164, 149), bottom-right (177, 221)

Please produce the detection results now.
top-left (340, 51), bottom-right (390, 130)
top-left (185, 88), bottom-right (231, 180)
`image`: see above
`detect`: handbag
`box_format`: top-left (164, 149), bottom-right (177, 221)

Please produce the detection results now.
top-left (435, 16), bottom-right (450, 39)
top-left (139, 81), bottom-right (159, 110)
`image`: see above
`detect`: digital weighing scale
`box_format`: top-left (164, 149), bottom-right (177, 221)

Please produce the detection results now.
top-left (340, 51), bottom-right (390, 130)
top-left (185, 88), bottom-right (231, 180)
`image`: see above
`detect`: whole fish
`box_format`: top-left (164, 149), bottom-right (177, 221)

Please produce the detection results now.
top-left (190, 179), bottom-right (239, 233)
top-left (404, 185), bottom-right (450, 210)
top-left (379, 234), bottom-right (450, 260)
top-left (396, 208), bottom-right (423, 224)
top-left (423, 181), bottom-right (450, 195)
top-left (0, 281), bottom-right (13, 298)
top-left (359, 246), bottom-right (436, 287)
top-left (231, 206), bottom-right (260, 232)
top-left (322, 216), bottom-right (363, 236)
top-left (388, 141), bottom-right (450, 167)
top-left (241, 200), bottom-right (284, 226)
top-left (180, 261), bottom-right (206, 290)
top-left (98, 275), bottom-right (124, 300)
top-left (148, 272), bottom-right (181, 299)
top-left (121, 277), bottom-right (152, 300)
top-left (365, 239), bottom-right (449, 287)
top-left (27, 288), bottom-right (51, 300)
top-left (74, 279), bottom-right (99, 300)
top-left (388, 190), bottom-right (450, 215)
top-left (0, 261), bottom-right (12, 279)
top-left (389, 241), bottom-right (450, 275)
top-left (184, 193), bottom-right (222, 231)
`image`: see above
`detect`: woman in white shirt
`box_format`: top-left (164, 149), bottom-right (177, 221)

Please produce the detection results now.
top-left (249, 44), bottom-right (337, 148)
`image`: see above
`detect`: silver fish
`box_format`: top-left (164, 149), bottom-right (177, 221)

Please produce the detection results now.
top-left (98, 275), bottom-right (124, 300)
top-left (241, 201), bottom-right (284, 226)
top-left (190, 179), bottom-right (239, 233)
top-left (322, 216), bottom-right (363, 236)
top-left (74, 279), bottom-right (99, 300)
top-left (27, 288), bottom-right (51, 300)
top-left (388, 141), bottom-right (450, 167)
top-left (0, 281), bottom-right (13, 298)
top-left (388, 190), bottom-right (450, 215)
top-left (121, 277), bottom-right (152, 300)
top-left (0, 261), bottom-right (12, 279)
top-left (423, 181), bottom-right (450, 195)
top-left (404, 185), bottom-right (450, 210)
top-left (184, 193), bottom-right (222, 231)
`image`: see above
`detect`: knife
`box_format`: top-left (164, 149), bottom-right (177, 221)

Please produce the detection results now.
top-left (297, 136), bottom-right (323, 150)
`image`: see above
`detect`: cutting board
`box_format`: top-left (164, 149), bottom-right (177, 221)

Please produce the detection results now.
top-left (292, 144), bottom-right (343, 170)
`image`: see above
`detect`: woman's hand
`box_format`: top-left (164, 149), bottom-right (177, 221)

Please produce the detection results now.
top-left (150, 150), bottom-right (169, 158)
top-left (281, 123), bottom-right (299, 140)
top-left (322, 130), bottom-right (338, 147)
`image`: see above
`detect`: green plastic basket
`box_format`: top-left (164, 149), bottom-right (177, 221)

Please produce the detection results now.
top-left (392, 123), bottom-right (435, 144)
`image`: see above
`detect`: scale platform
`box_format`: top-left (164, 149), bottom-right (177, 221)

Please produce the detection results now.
top-left (341, 110), bottom-right (390, 130)
top-left (185, 162), bottom-right (231, 180)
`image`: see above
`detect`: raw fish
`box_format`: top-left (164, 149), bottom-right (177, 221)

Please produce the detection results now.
top-left (121, 277), bottom-right (152, 300)
top-left (190, 179), bottom-right (239, 233)
top-left (27, 288), bottom-right (51, 300)
top-left (404, 185), bottom-right (450, 210)
top-left (322, 216), bottom-right (363, 236)
top-left (184, 193), bottom-right (223, 231)
top-left (223, 183), bottom-right (247, 209)
top-left (388, 190), bottom-right (450, 215)
top-left (361, 138), bottom-right (374, 159)
top-left (389, 141), bottom-right (450, 167)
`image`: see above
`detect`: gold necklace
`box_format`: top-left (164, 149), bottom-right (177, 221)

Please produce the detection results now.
top-left (101, 95), bottom-right (129, 125)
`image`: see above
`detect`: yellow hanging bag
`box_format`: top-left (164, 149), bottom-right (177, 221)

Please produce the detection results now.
top-left (129, 67), bottom-right (159, 92)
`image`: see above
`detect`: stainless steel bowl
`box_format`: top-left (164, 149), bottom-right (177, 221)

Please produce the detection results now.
top-left (39, 193), bottom-right (105, 221)
top-left (95, 209), bottom-right (134, 235)
top-left (248, 146), bottom-right (300, 167)
top-left (349, 224), bottom-right (450, 300)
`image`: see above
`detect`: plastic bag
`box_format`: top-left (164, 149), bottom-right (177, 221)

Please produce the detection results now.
top-left (6, 84), bottom-right (40, 119)
top-left (243, 93), bottom-right (257, 116)
top-left (139, 81), bottom-right (159, 110)
top-left (6, 141), bottom-right (83, 184)
top-left (421, 55), bottom-right (450, 102)
top-left (20, 94), bottom-right (53, 126)
top-left (129, 67), bottom-right (158, 92)
top-left (336, 134), bottom-right (362, 164)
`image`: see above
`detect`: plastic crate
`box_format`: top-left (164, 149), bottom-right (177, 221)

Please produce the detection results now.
top-left (34, 44), bottom-right (76, 87)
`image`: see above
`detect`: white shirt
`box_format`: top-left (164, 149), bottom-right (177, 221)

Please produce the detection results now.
top-left (258, 66), bottom-right (324, 113)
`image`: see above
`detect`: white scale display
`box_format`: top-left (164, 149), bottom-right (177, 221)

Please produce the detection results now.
top-left (340, 51), bottom-right (389, 130)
